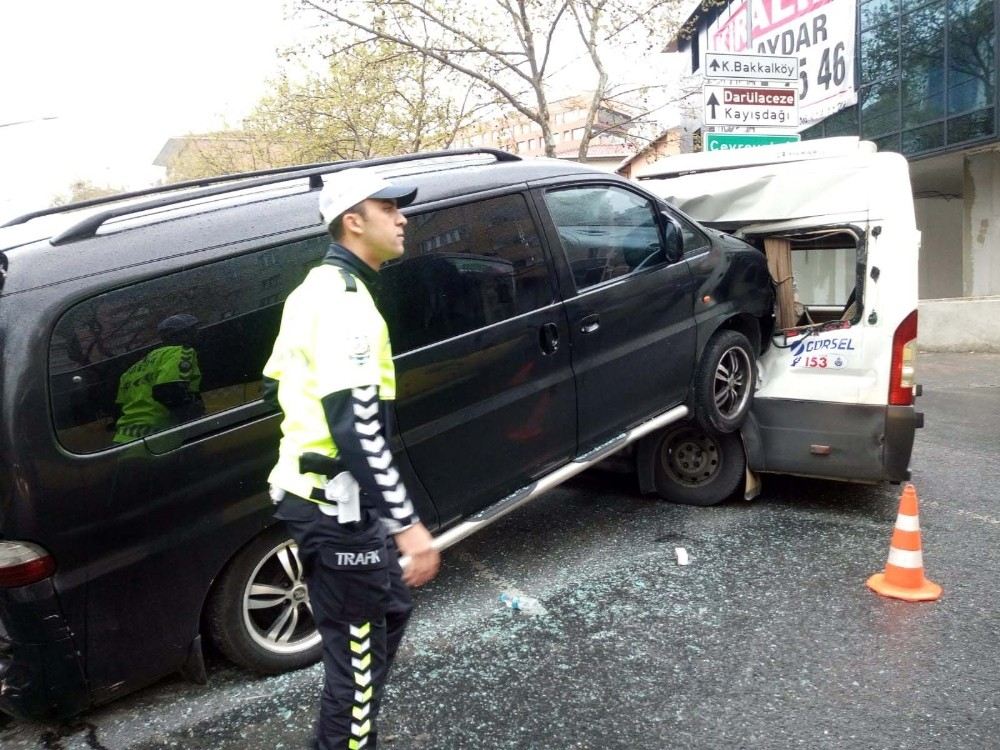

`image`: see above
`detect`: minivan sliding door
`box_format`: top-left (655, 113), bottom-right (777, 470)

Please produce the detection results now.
top-left (382, 193), bottom-right (576, 526)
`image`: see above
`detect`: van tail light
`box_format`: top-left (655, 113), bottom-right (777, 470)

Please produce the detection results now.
top-left (0, 541), bottom-right (56, 587)
top-left (889, 310), bottom-right (918, 406)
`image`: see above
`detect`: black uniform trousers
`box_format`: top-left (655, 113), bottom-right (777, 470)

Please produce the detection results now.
top-left (276, 494), bottom-right (413, 750)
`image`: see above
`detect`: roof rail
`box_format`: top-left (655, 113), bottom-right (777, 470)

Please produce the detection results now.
top-left (2, 160), bottom-right (348, 228)
top-left (47, 148), bottom-right (520, 246)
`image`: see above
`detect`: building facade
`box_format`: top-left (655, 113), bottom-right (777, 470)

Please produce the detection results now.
top-left (672, 0), bottom-right (999, 349)
top-left (453, 96), bottom-right (638, 171)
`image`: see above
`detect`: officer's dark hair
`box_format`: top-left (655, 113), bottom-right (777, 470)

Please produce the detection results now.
top-left (327, 201), bottom-right (368, 241)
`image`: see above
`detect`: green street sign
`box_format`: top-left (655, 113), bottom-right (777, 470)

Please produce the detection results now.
top-left (704, 132), bottom-right (800, 152)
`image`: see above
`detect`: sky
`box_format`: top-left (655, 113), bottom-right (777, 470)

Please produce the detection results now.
top-left (0, 1), bottom-right (308, 221)
top-left (0, 1), bottom-right (685, 223)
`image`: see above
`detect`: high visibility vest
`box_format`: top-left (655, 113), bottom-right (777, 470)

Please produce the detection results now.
top-left (264, 264), bottom-right (395, 501)
top-left (113, 345), bottom-right (201, 443)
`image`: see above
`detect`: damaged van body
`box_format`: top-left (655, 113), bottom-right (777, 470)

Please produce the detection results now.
top-left (638, 137), bottom-right (923, 503)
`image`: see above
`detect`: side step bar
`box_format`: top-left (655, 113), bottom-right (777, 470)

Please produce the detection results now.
top-left (420, 404), bottom-right (689, 558)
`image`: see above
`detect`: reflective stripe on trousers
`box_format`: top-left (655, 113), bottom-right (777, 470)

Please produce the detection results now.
top-left (277, 498), bottom-right (412, 750)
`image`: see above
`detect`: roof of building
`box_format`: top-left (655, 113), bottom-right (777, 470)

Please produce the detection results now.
top-left (615, 127), bottom-right (684, 171)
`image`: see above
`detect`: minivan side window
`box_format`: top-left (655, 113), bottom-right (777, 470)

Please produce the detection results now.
top-left (543, 185), bottom-right (664, 289)
top-left (49, 237), bottom-right (328, 453)
top-left (379, 193), bottom-right (552, 353)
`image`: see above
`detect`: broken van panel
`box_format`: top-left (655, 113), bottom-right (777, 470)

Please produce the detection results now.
top-left (641, 137), bottom-right (923, 486)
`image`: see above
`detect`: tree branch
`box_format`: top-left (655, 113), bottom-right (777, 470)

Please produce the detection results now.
top-left (300, 0), bottom-right (544, 125)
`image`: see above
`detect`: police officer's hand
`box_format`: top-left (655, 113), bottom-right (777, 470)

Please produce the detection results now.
top-left (394, 522), bottom-right (440, 587)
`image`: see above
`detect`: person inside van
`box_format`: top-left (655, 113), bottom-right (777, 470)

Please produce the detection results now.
top-left (112, 313), bottom-right (204, 443)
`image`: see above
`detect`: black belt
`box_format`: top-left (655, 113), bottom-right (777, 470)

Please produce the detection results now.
top-left (299, 451), bottom-right (345, 478)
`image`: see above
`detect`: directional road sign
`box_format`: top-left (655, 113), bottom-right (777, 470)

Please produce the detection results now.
top-left (703, 52), bottom-right (799, 83)
top-left (703, 84), bottom-right (799, 127)
top-left (703, 133), bottom-right (800, 152)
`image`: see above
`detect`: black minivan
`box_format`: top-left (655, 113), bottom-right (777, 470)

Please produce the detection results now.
top-left (0, 150), bottom-right (773, 720)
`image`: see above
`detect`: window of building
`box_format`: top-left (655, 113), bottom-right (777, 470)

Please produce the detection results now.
top-left (543, 185), bottom-right (666, 290)
top-left (49, 237), bottom-right (329, 453)
top-left (860, 79), bottom-right (901, 138)
top-left (379, 194), bottom-right (553, 353)
top-left (806, 0), bottom-right (995, 155)
top-left (901, 2), bottom-right (945, 128)
top-left (948, 0), bottom-right (995, 113)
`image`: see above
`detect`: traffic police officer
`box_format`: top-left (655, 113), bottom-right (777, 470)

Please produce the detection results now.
top-left (263, 168), bottom-right (440, 750)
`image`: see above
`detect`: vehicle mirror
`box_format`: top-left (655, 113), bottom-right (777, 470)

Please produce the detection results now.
top-left (660, 212), bottom-right (684, 262)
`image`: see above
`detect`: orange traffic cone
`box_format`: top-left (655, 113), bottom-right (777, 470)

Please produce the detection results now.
top-left (866, 483), bottom-right (942, 602)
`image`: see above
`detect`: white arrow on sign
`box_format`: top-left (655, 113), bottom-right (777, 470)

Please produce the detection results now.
top-left (703, 84), bottom-right (799, 127)
top-left (704, 52), bottom-right (799, 82)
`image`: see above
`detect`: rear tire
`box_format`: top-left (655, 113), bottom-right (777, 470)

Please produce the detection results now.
top-left (694, 329), bottom-right (756, 434)
top-left (653, 423), bottom-right (745, 506)
top-left (206, 525), bottom-right (322, 674)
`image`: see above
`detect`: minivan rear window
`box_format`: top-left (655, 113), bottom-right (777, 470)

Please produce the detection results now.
top-left (49, 237), bottom-right (327, 453)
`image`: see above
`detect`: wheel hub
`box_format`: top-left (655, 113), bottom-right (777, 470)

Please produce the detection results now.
top-left (675, 440), bottom-right (711, 474)
top-left (662, 430), bottom-right (721, 486)
top-left (714, 346), bottom-right (752, 419)
top-left (242, 541), bottom-right (321, 655)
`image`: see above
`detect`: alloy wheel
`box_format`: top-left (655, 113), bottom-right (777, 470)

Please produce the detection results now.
top-left (714, 345), bottom-right (753, 420)
top-left (241, 540), bottom-right (321, 655)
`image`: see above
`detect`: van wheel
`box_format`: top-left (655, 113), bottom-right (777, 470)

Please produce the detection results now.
top-left (206, 525), bottom-right (322, 674)
top-left (653, 424), bottom-right (745, 506)
top-left (694, 329), bottom-right (755, 434)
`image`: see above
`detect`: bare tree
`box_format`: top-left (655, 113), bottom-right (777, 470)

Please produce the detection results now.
top-left (297, 0), bottom-right (681, 158)
top-left (165, 41), bottom-right (479, 182)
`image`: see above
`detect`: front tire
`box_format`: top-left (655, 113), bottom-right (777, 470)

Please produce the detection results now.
top-left (206, 525), bottom-right (322, 674)
top-left (653, 423), bottom-right (745, 506)
top-left (694, 329), bottom-right (756, 434)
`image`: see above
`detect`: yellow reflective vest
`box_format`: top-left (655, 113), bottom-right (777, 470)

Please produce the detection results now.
top-left (264, 263), bottom-right (396, 501)
top-left (113, 345), bottom-right (201, 443)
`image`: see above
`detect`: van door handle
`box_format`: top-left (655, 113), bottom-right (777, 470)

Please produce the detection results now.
top-left (580, 314), bottom-right (600, 334)
top-left (539, 322), bottom-right (560, 354)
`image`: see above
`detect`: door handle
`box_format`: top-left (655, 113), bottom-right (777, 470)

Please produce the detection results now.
top-left (539, 322), bottom-right (560, 354)
top-left (580, 314), bottom-right (600, 334)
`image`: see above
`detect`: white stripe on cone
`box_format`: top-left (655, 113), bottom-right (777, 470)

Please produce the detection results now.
top-left (887, 547), bottom-right (924, 568)
top-left (894, 513), bottom-right (921, 532)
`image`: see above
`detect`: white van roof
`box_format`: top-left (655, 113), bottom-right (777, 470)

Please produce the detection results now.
top-left (640, 138), bottom-right (915, 228)
top-left (636, 137), bottom-right (876, 179)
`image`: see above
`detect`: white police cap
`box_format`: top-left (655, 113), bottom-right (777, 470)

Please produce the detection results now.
top-left (318, 168), bottom-right (417, 227)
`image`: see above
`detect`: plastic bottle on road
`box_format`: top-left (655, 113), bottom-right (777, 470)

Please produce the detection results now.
top-left (499, 592), bottom-right (544, 615)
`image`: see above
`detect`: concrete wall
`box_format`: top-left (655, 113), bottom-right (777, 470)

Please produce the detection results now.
top-left (914, 196), bottom-right (963, 299)
top-left (964, 151), bottom-right (1000, 297)
top-left (912, 150), bottom-right (1000, 351)
top-left (919, 296), bottom-right (1000, 352)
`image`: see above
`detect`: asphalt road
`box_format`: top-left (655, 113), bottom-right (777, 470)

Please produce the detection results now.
top-left (2, 352), bottom-right (997, 750)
